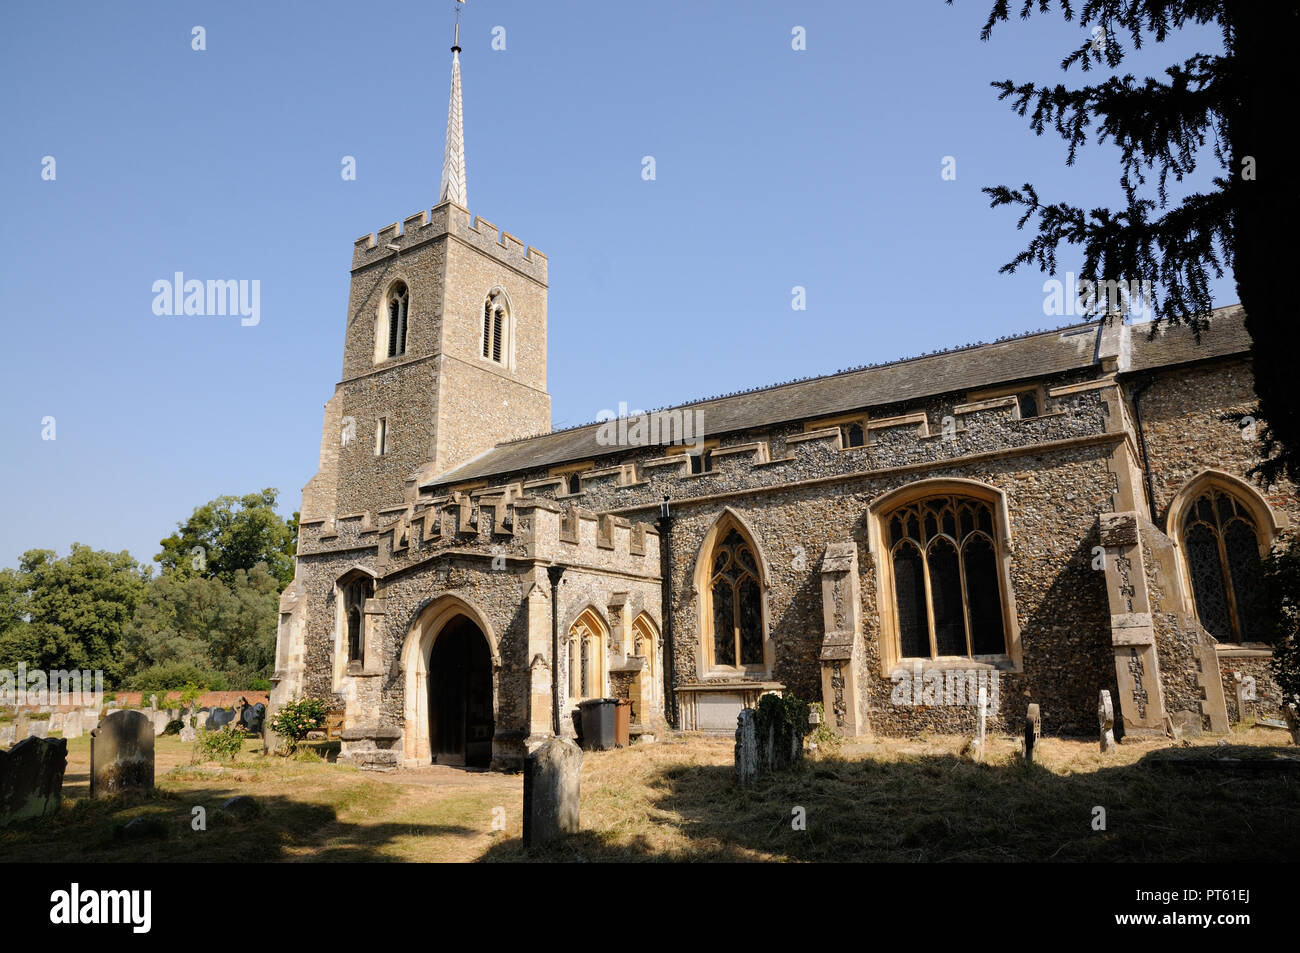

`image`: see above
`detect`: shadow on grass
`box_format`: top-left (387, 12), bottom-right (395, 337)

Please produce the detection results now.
top-left (479, 745), bottom-right (1300, 863)
top-left (0, 782), bottom-right (477, 863)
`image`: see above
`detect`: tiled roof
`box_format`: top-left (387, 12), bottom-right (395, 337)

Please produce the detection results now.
top-left (426, 306), bottom-right (1250, 488)
top-left (1127, 304), bottom-right (1251, 372)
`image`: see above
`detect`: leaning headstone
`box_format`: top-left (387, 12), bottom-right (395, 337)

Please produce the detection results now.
top-left (734, 709), bottom-right (758, 786)
top-left (217, 795), bottom-right (260, 821)
top-left (0, 736), bottom-right (68, 826)
top-left (1284, 703), bottom-right (1300, 747)
top-left (90, 709), bottom-right (154, 798)
top-left (1023, 703), bottom-right (1041, 763)
top-left (522, 737), bottom-right (582, 848)
top-left (1099, 690), bottom-right (1116, 753)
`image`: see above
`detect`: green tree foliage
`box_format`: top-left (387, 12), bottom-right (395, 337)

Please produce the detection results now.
top-left (0, 546), bottom-right (149, 683)
top-left (128, 563), bottom-right (279, 688)
top-left (155, 489), bottom-right (298, 589)
top-left (1260, 545), bottom-right (1300, 709)
top-left (963, 1), bottom-right (1298, 484)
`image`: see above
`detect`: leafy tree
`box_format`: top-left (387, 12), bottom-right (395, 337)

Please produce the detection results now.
top-left (0, 546), bottom-right (149, 683)
top-left (962, 1), bottom-right (1298, 484)
top-left (155, 489), bottom-right (297, 589)
top-left (1260, 547), bottom-right (1300, 710)
top-left (128, 562), bottom-right (279, 686)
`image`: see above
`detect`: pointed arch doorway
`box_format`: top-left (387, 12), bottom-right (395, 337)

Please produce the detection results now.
top-left (426, 615), bottom-right (495, 767)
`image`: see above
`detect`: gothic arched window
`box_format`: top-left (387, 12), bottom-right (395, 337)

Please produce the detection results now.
top-left (568, 609), bottom-right (607, 700)
top-left (386, 282), bottom-right (409, 358)
top-left (1182, 488), bottom-right (1264, 643)
top-left (885, 495), bottom-right (1007, 659)
top-left (342, 575), bottom-right (373, 663)
top-left (842, 423), bottom-right (865, 448)
top-left (708, 528), bottom-right (764, 668)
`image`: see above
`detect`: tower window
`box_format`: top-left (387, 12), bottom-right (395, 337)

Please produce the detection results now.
top-left (386, 282), bottom-right (409, 358)
top-left (842, 422), bottom-right (865, 448)
top-left (567, 473), bottom-right (581, 495)
top-left (376, 417), bottom-right (388, 456)
top-left (482, 291), bottom-right (508, 364)
top-left (1016, 392), bottom-right (1039, 419)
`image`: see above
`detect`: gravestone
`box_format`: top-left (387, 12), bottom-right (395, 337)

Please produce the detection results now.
top-left (205, 707), bottom-right (236, 731)
top-left (149, 694), bottom-right (158, 711)
top-left (1284, 703), bottom-right (1300, 746)
top-left (90, 709), bottom-right (154, 798)
top-left (0, 725), bottom-right (14, 747)
top-left (1023, 703), bottom-right (1041, 763)
top-left (15, 713), bottom-right (29, 741)
top-left (1232, 672), bottom-right (1253, 724)
top-left (734, 709), bottom-right (757, 786)
top-left (63, 710), bottom-right (82, 740)
top-left (241, 703), bottom-right (265, 734)
top-left (179, 724), bottom-right (197, 743)
top-left (0, 736), bottom-right (68, 827)
top-left (1099, 690), bottom-right (1116, 753)
top-left (29, 721), bottom-right (48, 740)
top-left (523, 737), bottom-right (582, 848)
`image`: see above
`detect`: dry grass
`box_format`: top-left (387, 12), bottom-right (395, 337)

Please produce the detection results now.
top-left (2, 727), bottom-right (1295, 862)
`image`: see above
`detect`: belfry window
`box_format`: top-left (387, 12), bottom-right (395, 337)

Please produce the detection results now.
top-left (707, 529), bottom-right (764, 668)
top-left (1182, 489), bottom-right (1264, 643)
top-left (884, 495), bottom-right (1007, 659)
top-left (842, 423), bottom-right (865, 448)
top-left (386, 282), bottom-right (409, 358)
top-left (482, 291), bottom-right (508, 364)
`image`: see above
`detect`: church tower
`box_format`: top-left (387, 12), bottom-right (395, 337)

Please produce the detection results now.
top-left (301, 23), bottom-right (551, 523)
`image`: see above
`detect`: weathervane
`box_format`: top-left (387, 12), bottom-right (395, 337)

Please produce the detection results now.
top-left (452, 0), bottom-right (465, 52)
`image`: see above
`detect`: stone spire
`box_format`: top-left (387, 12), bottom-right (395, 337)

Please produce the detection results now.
top-left (439, 21), bottom-right (468, 208)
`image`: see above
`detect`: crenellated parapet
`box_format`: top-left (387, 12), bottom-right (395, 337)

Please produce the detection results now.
top-left (352, 202), bottom-right (547, 283)
top-left (295, 489), bottom-right (659, 580)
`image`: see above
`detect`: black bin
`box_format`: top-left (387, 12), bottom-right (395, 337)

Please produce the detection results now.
top-left (578, 698), bottom-right (618, 751)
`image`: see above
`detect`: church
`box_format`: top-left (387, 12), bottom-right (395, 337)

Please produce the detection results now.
top-left (270, 37), bottom-right (1292, 769)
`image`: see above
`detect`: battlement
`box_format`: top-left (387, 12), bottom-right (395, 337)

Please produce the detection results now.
top-left (351, 201), bottom-right (547, 283)
top-left (297, 490), bottom-right (660, 578)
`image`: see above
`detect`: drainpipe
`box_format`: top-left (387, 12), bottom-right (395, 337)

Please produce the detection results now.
top-left (1129, 376), bottom-right (1160, 524)
top-left (546, 564), bottom-right (566, 736)
top-left (656, 496), bottom-right (678, 730)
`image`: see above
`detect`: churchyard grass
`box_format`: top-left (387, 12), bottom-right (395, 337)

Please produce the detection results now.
top-left (0, 728), bottom-right (1294, 862)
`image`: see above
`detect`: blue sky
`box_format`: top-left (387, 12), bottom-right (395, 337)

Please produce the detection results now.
top-left (0, 1), bottom-right (1234, 571)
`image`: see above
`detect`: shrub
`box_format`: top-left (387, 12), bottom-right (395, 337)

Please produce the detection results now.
top-left (163, 719), bottom-right (184, 736)
top-left (129, 662), bottom-right (226, 696)
top-left (753, 692), bottom-right (812, 773)
top-left (193, 726), bottom-right (245, 763)
top-left (268, 698), bottom-right (329, 752)
top-left (248, 677), bottom-right (272, 692)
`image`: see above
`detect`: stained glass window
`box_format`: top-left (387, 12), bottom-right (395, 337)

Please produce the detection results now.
top-left (1183, 489), bottom-right (1264, 643)
top-left (708, 528), bottom-right (764, 668)
top-left (886, 494), bottom-right (1007, 659)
